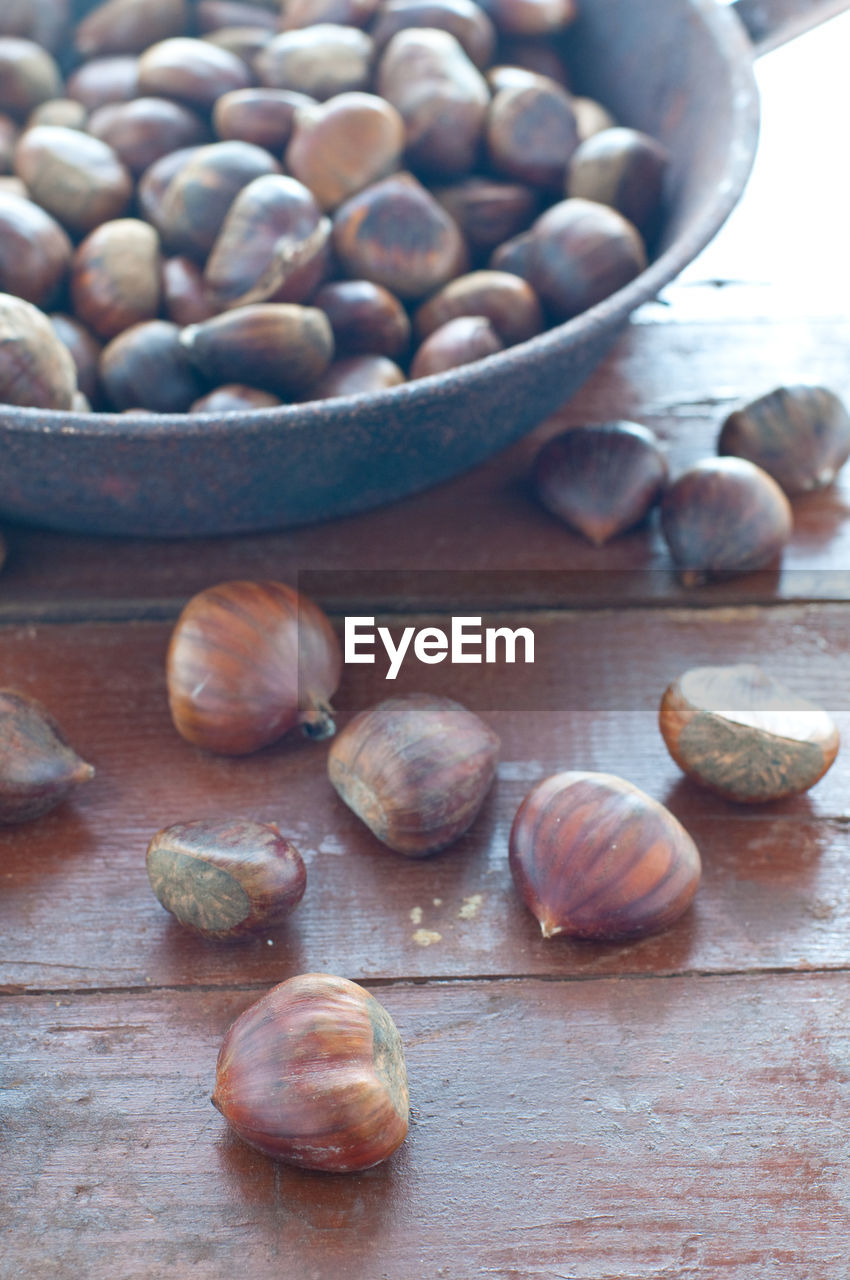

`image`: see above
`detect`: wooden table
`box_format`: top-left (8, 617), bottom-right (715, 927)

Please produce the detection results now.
top-left (4, 13), bottom-right (850, 1278)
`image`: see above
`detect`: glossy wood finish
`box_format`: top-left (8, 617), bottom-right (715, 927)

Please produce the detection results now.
top-left (4, 16), bottom-right (850, 1278)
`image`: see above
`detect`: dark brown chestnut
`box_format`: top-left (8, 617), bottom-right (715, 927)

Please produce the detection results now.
top-left (212, 87), bottom-right (316, 151)
top-left (410, 313), bottom-right (503, 377)
top-left (181, 304), bottom-right (335, 396)
top-left (377, 28), bottom-right (489, 176)
top-left (0, 191), bottom-right (72, 308)
top-left (328, 693), bottom-right (500, 857)
top-left (74, 0), bottom-right (190, 58)
top-left (432, 175), bottom-right (537, 253)
top-left (413, 269), bottom-right (543, 345)
top-left (15, 126), bottom-right (133, 234)
top-left (256, 25), bottom-right (375, 100)
top-left (49, 313), bottom-right (102, 403)
top-left (136, 143), bottom-right (202, 225)
top-left (0, 292), bottom-right (78, 409)
top-left (0, 689), bottom-right (94, 823)
top-left (312, 279), bottom-right (411, 357)
top-left (285, 92), bottom-right (405, 211)
top-left (100, 319), bottom-right (206, 412)
top-left (372, 0), bottom-right (496, 68)
top-left (87, 96), bottom-right (209, 175)
top-left (305, 354), bottom-right (406, 398)
top-left (718, 385), bottom-right (850, 496)
top-left (0, 37), bottom-right (62, 119)
top-left (162, 255), bottom-right (217, 326)
top-left (65, 55), bottom-right (141, 112)
top-left (332, 172), bottom-right (467, 300)
top-left (71, 218), bottom-right (163, 340)
top-left (146, 818), bottom-right (306, 938)
top-left (486, 79), bottom-right (578, 188)
top-left (137, 37), bottom-right (253, 109)
top-left (567, 126), bottom-right (669, 237)
top-left (659, 663), bottom-right (840, 805)
top-left (533, 421), bottom-right (669, 545)
top-left (190, 384), bottom-right (282, 412)
top-left (660, 457), bottom-right (793, 586)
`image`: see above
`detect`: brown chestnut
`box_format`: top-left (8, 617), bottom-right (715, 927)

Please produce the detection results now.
top-left (660, 457), bottom-right (793, 586)
top-left (410, 313), bottom-right (503, 377)
top-left (136, 143), bottom-right (202, 226)
top-left (212, 973), bottom-right (409, 1171)
top-left (202, 25), bottom-right (276, 61)
top-left (0, 292), bottom-right (78, 409)
top-left (190, 384), bottom-right (282, 412)
top-left (305, 354), bottom-right (406, 398)
top-left (332, 172), bottom-right (467, 300)
top-left (87, 96), bottom-right (209, 175)
top-left (486, 79), bottom-right (579, 188)
top-left (533, 421), bottom-right (669, 545)
top-left (281, 0), bottom-right (381, 27)
top-left (162, 255), bottom-right (217, 327)
top-left (0, 38), bottom-right (62, 119)
top-left (146, 818), bottom-right (306, 938)
top-left (312, 279), bottom-right (411, 357)
top-left (100, 319), bottom-right (206, 412)
top-left (15, 126), bottom-right (133, 234)
top-left (74, 0), bottom-right (190, 58)
top-left (328, 693), bottom-right (500, 857)
top-left (485, 0), bottom-right (577, 36)
top-left (196, 0), bottom-right (279, 32)
top-left (182, 303), bottom-right (334, 396)
top-left (256, 25), bottom-right (375, 100)
top-left (659, 664), bottom-right (840, 805)
top-left (510, 771), bottom-right (701, 940)
top-left (567, 127), bottom-right (669, 237)
top-left (414, 269), bottom-right (543, 345)
top-left (71, 218), bottom-right (163, 341)
top-left (212, 87), bottom-right (316, 151)
top-left (0, 689), bottom-right (94, 823)
top-left (166, 579), bottom-right (342, 754)
top-left (432, 175), bottom-right (537, 252)
top-left (65, 56), bottom-right (141, 112)
top-left (372, 0), bottom-right (496, 68)
top-left (50, 314), bottom-right (102, 403)
top-left (0, 191), bottom-right (72, 309)
top-left (377, 28), bottom-right (489, 176)
top-left (572, 95), bottom-right (617, 141)
top-left (137, 37), bottom-right (253, 109)
top-left (0, 1), bottom-right (69, 53)
top-left (285, 92), bottom-right (405, 212)
top-left (718, 385), bottom-right (850, 496)
top-left (27, 98), bottom-right (88, 130)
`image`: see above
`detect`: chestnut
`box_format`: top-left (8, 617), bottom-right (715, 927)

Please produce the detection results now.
top-left (0, 37), bottom-right (62, 119)
top-left (181, 303), bottom-right (335, 396)
top-left (190, 384), bottom-right (282, 412)
top-left (196, 1), bottom-right (279, 32)
top-left (212, 973), bottom-right (409, 1171)
top-left (146, 818), bottom-right (306, 938)
top-left (328, 693), bottom-right (500, 857)
top-left (27, 98), bottom-right (88, 130)
top-left (376, 28), bottom-right (489, 176)
top-left (0, 113), bottom-right (17, 172)
top-left (486, 79), bottom-right (579, 189)
top-left (137, 37), bottom-right (253, 109)
top-left (485, 0), bottom-right (577, 36)
top-left (256, 25), bottom-right (375, 100)
top-left (305, 354), bottom-right (406, 398)
top-left (533, 421), bottom-right (669, 545)
top-left (0, 1), bottom-right (69, 53)
top-left (332, 172), bottom-right (467, 300)
top-left (166, 579), bottom-right (342, 754)
top-left (281, 0), bottom-right (381, 27)
top-left (432, 175), bottom-right (537, 253)
top-left (413, 269), bottom-right (543, 345)
top-left (659, 664), bottom-right (840, 804)
top-left (0, 292), bottom-right (78, 409)
top-left (660, 457), bottom-right (793, 586)
top-left (74, 0), bottom-right (190, 58)
top-left (212, 87), bottom-right (316, 151)
top-left (202, 25), bottom-right (275, 62)
top-left (71, 218), bottom-right (163, 341)
top-left (509, 771), bottom-right (701, 940)
top-left (87, 96), bottom-right (209, 175)
top-left (371, 0), bottom-right (497, 69)
top-left (100, 319), bottom-right (206, 412)
top-left (718, 385), bottom-right (850, 495)
top-left (136, 143), bottom-right (202, 226)
top-left (15, 126), bottom-right (133, 234)
top-left (572, 95), bottom-right (617, 141)
top-left (567, 126), bottom-right (669, 237)
top-left (313, 279), bottom-right (411, 357)
top-left (0, 689), bottom-right (94, 824)
top-left (162, 255), bottom-right (217, 327)
top-left (285, 92), bottom-right (405, 212)
top-left (65, 56), bottom-right (141, 112)
top-left (49, 313), bottom-right (102, 404)
top-left (0, 191), bottom-right (72, 309)
top-left (410, 313), bottom-right (503, 377)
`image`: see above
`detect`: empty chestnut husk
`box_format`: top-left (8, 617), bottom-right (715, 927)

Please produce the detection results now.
top-left (328, 692), bottom-right (500, 856)
top-left (212, 972), bottom-right (409, 1171)
top-left (509, 771), bottom-right (701, 940)
top-left (0, 689), bottom-right (95, 823)
top-left (660, 457), bottom-right (793, 586)
top-left (718, 385), bottom-right (850, 496)
top-left (146, 817), bottom-right (306, 938)
top-left (533, 421), bottom-right (669, 545)
top-left (659, 663), bottom-right (840, 804)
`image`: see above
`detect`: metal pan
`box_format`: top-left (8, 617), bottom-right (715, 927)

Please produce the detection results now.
top-left (0, 0), bottom-right (836, 536)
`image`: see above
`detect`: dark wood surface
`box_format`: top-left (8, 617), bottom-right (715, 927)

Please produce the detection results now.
top-left (4, 14), bottom-right (850, 1278)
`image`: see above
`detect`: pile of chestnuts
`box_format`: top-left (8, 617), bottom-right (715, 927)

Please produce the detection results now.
top-left (0, 0), bottom-right (669, 413)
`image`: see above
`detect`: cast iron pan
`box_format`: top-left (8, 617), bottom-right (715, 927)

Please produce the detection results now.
top-left (0, 0), bottom-right (834, 536)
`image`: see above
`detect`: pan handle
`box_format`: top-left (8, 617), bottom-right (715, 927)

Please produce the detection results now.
top-left (732, 0), bottom-right (850, 52)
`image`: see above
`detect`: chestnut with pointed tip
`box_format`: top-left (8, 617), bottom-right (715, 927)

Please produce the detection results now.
top-left (718, 385), bottom-right (850, 496)
top-left (212, 972), bottom-right (409, 1171)
top-left (509, 771), bottom-right (701, 940)
top-left (181, 303), bottom-right (335, 395)
top-left (167, 579), bottom-right (342, 755)
top-left (146, 817), bottom-right (306, 938)
top-left (659, 663), bottom-right (840, 804)
top-left (0, 690), bottom-right (95, 823)
top-left (533, 421), bottom-right (669, 545)
top-left (328, 693), bottom-right (500, 856)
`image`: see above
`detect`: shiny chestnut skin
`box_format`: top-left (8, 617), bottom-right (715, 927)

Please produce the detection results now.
top-left (27, 97), bottom-right (88, 130)
top-left (196, 1), bottom-right (279, 33)
top-left (71, 217), bottom-right (163, 340)
top-left (146, 817), bottom-right (306, 939)
top-left (372, 0), bottom-right (497, 68)
top-left (181, 303), bottom-right (335, 397)
top-left (100, 319), bottom-right (205, 412)
top-left (49, 313), bottom-right (102, 403)
top-left (281, 0), bottom-right (381, 27)
top-left (285, 92), bottom-right (405, 212)
top-left (65, 55), bottom-right (141, 112)
top-left (212, 87), bottom-right (315, 151)
top-left (660, 457), bottom-right (793, 586)
top-left (14, 125), bottom-right (133, 234)
top-left (87, 96), bottom-right (209, 175)
top-left (659, 663), bottom-right (840, 805)
top-left (486, 79), bottom-right (579, 189)
top-left (202, 25), bottom-right (276, 63)
top-left (509, 771), bottom-right (701, 940)
top-left (190, 384), bottom-right (282, 412)
top-left (137, 37), bottom-right (253, 109)
top-left (312, 279), bottom-right (411, 357)
top-left (256, 25), bottom-right (375, 100)
top-left (567, 126), bottom-right (669, 237)
top-left (212, 973), bottom-right (409, 1172)
top-left (718, 385), bottom-right (850, 496)
top-left (414, 269), bottom-right (543, 345)
top-left (0, 190), bottom-right (72, 308)
top-left (486, 0), bottom-right (577, 36)
top-left (410, 313), bottom-right (503, 378)
top-left (0, 689), bottom-right (94, 824)
top-left (162, 255), bottom-right (217, 326)
top-left (0, 37), bottom-right (63, 118)
top-left (305, 354), bottom-right (406, 399)
top-left (432, 176), bottom-right (537, 254)
top-left (0, 292), bottom-right (78, 409)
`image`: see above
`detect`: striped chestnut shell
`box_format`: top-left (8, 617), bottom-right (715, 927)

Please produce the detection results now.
top-left (212, 972), bottom-right (409, 1172)
top-left (509, 770), bottom-right (701, 940)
